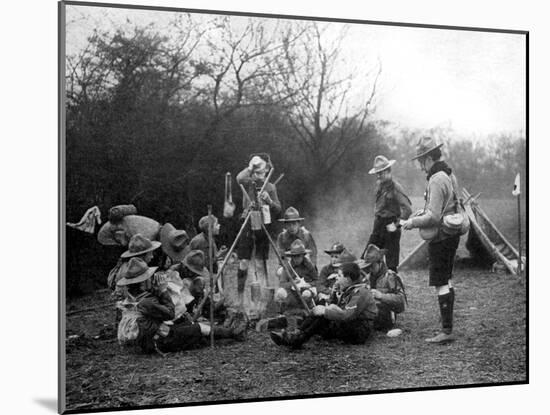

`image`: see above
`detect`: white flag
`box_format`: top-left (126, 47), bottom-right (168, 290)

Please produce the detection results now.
top-left (512, 173), bottom-right (521, 196)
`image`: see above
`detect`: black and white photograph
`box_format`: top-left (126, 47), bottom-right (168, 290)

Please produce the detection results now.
top-left (59, 0), bottom-right (527, 413)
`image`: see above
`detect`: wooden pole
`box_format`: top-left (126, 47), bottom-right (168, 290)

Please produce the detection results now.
top-left (463, 188), bottom-right (519, 258)
top-left (272, 173), bottom-right (285, 187)
top-left (464, 203), bottom-right (517, 275)
top-left (260, 222), bottom-right (311, 314)
top-left (517, 194), bottom-right (523, 277)
top-left (208, 205), bottom-right (215, 348)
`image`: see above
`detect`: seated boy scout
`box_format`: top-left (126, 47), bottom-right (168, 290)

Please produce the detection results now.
top-left (116, 257), bottom-right (247, 355)
top-left (189, 215), bottom-right (228, 274)
top-left (275, 239), bottom-right (318, 310)
top-left (363, 244), bottom-right (406, 331)
top-left (270, 261), bottom-right (377, 349)
top-left (316, 242), bottom-right (345, 303)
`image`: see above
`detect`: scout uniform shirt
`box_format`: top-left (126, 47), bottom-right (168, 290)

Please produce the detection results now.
top-left (411, 161), bottom-right (459, 243)
top-left (370, 269), bottom-right (406, 314)
top-left (279, 257), bottom-right (318, 292)
top-left (236, 167), bottom-right (282, 217)
top-left (324, 282), bottom-right (378, 322)
top-left (374, 179), bottom-right (412, 220)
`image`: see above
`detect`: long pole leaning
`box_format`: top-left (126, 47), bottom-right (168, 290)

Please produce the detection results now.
top-left (207, 204), bottom-right (215, 348)
top-left (192, 211), bottom-right (253, 322)
top-left (260, 222), bottom-right (311, 315)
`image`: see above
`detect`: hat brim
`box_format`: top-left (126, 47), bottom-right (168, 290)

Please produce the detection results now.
top-left (182, 256), bottom-right (211, 278)
top-left (120, 240), bottom-right (161, 258)
top-left (97, 215), bottom-right (161, 246)
top-left (324, 249), bottom-right (344, 255)
top-left (411, 143), bottom-right (444, 161)
top-left (285, 249), bottom-right (311, 256)
top-left (368, 159), bottom-right (396, 175)
top-left (278, 217), bottom-right (305, 222)
top-left (117, 266), bottom-right (158, 286)
top-left (163, 245), bottom-right (190, 263)
top-left (159, 224), bottom-right (189, 262)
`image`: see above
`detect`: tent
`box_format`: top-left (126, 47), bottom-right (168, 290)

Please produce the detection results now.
top-left (398, 188), bottom-right (522, 275)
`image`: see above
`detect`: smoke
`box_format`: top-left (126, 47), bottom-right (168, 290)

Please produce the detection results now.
top-left (306, 177), bottom-right (377, 260)
top-left (304, 171), bottom-right (426, 265)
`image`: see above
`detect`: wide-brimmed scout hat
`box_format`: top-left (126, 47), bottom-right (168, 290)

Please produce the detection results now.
top-left (285, 239), bottom-right (311, 256)
top-left (340, 262), bottom-right (361, 282)
top-left (116, 257), bottom-right (158, 286)
top-left (324, 242), bottom-right (345, 255)
top-left (362, 244), bottom-right (387, 267)
top-left (278, 206), bottom-right (304, 222)
top-left (368, 155), bottom-right (396, 174)
top-left (120, 234), bottom-right (161, 259)
top-left (97, 214), bottom-right (161, 246)
top-left (334, 249), bottom-right (368, 269)
top-left (182, 250), bottom-right (210, 277)
top-left (248, 153), bottom-right (272, 171)
top-left (198, 215), bottom-right (218, 232)
top-left (248, 152), bottom-right (274, 174)
top-left (160, 223), bottom-right (190, 262)
top-left (411, 136), bottom-right (444, 160)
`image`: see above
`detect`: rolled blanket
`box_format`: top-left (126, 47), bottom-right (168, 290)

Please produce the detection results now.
top-left (108, 204), bottom-right (138, 223)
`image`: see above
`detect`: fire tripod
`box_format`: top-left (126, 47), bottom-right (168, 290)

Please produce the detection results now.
top-left (192, 169), bottom-right (310, 324)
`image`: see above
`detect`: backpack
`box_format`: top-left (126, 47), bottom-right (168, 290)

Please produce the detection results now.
top-left (116, 295), bottom-right (145, 352)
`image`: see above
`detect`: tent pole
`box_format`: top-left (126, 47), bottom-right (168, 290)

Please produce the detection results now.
top-left (516, 195), bottom-right (523, 277)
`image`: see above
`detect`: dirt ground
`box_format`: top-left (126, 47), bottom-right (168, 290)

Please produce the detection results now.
top-left (63, 197), bottom-right (527, 412)
top-left (64, 268), bottom-right (526, 412)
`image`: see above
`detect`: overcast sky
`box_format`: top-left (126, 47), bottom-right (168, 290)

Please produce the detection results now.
top-left (65, 4), bottom-right (526, 140)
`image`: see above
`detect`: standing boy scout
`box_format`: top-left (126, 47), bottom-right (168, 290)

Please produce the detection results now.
top-left (402, 136), bottom-right (461, 344)
top-left (235, 153), bottom-right (282, 309)
top-left (365, 155), bottom-right (412, 271)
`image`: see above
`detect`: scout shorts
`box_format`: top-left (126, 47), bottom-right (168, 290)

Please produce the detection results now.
top-left (428, 235), bottom-right (460, 286)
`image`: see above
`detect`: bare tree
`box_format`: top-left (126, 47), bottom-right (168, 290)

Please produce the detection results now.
top-left (275, 22), bottom-right (382, 178)
top-left (189, 17), bottom-right (306, 141)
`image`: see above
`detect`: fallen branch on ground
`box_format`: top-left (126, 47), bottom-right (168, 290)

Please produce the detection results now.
top-left (67, 302), bottom-right (113, 316)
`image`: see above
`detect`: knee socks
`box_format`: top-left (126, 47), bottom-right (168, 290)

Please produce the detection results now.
top-left (437, 289), bottom-right (455, 334)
